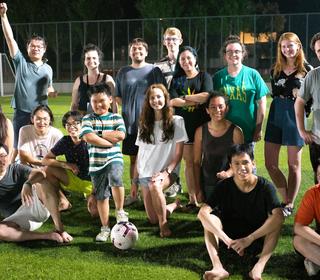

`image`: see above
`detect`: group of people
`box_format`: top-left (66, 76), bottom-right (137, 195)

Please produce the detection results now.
top-left (1, 1), bottom-right (320, 279)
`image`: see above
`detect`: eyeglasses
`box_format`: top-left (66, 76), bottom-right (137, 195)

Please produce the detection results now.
top-left (29, 44), bottom-right (45, 50)
top-left (225, 50), bottom-right (243, 55)
top-left (164, 37), bottom-right (180, 42)
top-left (65, 121), bottom-right (81, 128)
top-left (0, 154), bottom-right (8, 158)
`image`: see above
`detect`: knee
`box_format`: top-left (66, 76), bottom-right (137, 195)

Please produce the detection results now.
top-left (265, 161), bottom-right (279, 173)
top-left (288, 162), bottom-right (300, 173)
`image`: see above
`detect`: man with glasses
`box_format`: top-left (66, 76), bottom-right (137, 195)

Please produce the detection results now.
top-left (0, 2), bottom-right (57, 163)
top-left (155, 27), bottom-right (184, 198)
top-left (0, 143), bottom-right (72, 243)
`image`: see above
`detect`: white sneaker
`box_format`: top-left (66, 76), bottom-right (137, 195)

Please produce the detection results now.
top-left (116, 209), bottom-right (129, 223)
top-left (95, 226), bottom-right (110, 242)
top-left (164, 183), bottom-right (181, 198)
top-left (304, 258), bottom-right (320, 276)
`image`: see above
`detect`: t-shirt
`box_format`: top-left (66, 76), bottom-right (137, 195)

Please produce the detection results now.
top-left (135, 115), bottom-right (188, 178)
top-left (213, 65), bottom-right (269, 142)
top-left (299, 67), bottom-right (320, 144)
top-left (207, 176), bottom-right (280, 238)
top-left (154, 56), bottom-right (176, 89)
top-left (295, 184), bottom-right (320, 228)
top-left (80, 112), bottom-right (126, 175)
top-left (18, 125), bottom-right (63, 165)
top-left (115, 64), bottom-right (166, 135)
top-left (0, 164), bottom-right (31, 218)
top-left (11, 51), bottom-right (53, 113)
top-left (170, 71), bottom-right (213, 142)
top-left (50, 136), bottom-right (90, 181)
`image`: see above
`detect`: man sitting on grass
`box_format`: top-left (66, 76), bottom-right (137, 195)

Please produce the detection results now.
top-left (42, 110), bottom-right (98, 217)
top-left (293, 164), bottom-right (320, 277)
top-left (198, 144), bottom-right (284, 280)
top-left (0, 143), bottom-right (72, 243)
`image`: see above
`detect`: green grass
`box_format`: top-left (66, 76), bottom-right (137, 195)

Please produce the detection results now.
top-left (0, 94), bottom-right (315, 279)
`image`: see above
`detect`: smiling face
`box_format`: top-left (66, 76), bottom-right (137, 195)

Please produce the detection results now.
top-left (32, 109), bottom-right (51, 135)
top-left (129, 43), bottom-right (148, 64)
top-left (314, 40), bottom-right (320, 61)
top-left (65, 116), bottom-right (81, 138)
top-left (163, 35), bottom-right (182, 55)
top-left (179, 50), bottom-right (197, 73)
top-left (280, 39), bottom-right (300, 60)
top-left (149, 87), bottom-right (166, 111)
top-left (84, 50), bottom-right (100, 71)
top-left (206, 96), bottom-right (228, 121)
top-left (27, 39), bottom-right (46, 62)
top-left (230, 152), bottom-right (255, 182)
top-left (90, 92), bottom-right (112, 116)
top-left (224, 42), bottom-right (244, 67)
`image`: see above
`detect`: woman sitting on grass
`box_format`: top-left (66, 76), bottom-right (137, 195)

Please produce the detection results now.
top-left (132, 84), bottom-right (188, 237)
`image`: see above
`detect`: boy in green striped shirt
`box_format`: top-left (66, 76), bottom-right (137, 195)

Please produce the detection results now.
top-left (80, 84), bottom-right (128, 242)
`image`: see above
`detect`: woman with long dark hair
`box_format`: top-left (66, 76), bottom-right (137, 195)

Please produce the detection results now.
top-left (170, 46), bottom-right (213, 207)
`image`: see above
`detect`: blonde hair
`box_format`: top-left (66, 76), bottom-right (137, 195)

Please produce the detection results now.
top-left (273, 32), bottom-right (307, 78)
top-left (163, 27), bottom-right (182, 39)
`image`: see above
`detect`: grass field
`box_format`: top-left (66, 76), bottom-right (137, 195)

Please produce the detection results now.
top-left (0, 94), bottom-right (316, 280)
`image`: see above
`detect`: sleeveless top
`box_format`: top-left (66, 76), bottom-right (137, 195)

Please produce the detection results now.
top-left (78, 73), bottom-right (107, 112)
top-left (201, 122), bottom-right (235, 191)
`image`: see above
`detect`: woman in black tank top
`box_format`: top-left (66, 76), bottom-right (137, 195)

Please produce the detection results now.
top-left (194, 91), bottom-right (244, 201)
top-left (70, 44), bottom-right (117, 114)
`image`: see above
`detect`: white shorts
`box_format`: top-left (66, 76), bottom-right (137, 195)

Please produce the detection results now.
top-left (3, 186), bottom-right (50, 231)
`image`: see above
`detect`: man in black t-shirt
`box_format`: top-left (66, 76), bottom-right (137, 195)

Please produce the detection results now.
top-left (0, 143), bottom-right (72, 243)
top-left (198, 144), bottom-right (284, 280)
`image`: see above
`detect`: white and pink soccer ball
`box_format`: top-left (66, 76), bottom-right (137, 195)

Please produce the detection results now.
top-left (111, 221), bottom-right (139, 250)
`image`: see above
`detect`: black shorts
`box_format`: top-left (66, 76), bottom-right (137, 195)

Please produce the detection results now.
top-left (122, 134), bottom-right (138, 156)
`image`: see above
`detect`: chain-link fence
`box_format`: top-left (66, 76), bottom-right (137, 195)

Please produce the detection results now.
top-left (1, 13), bottom-right (320, 82)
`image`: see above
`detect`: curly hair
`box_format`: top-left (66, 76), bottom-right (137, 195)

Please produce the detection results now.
top-left (138, 84), bottom-right (174, 144)
top-left (220, 35), bottom-right (248, 60)
top-left (273, 32), bottom-right (307, 78)
top-left (81, 43), bottom-right (104, 72)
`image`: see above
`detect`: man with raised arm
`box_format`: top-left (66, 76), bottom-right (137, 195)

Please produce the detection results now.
top-left (0, 2), bottom-right (57, 162)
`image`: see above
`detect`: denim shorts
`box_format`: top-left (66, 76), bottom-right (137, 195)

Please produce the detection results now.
top-left (139, 173), bottom-right (178, 188)
top-left (91, 162), bottom-right (123, 200)
top-left (13, 109), bottom-right (31, 148)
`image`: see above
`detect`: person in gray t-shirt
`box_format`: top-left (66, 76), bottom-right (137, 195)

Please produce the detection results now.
top-left (295, 32), bottom-right (320, 183)
top-left (0, 2), bottom-right (57, 162)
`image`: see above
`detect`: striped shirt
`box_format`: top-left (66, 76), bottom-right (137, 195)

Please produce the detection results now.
top-left (80, 112), bottom-right (126, 175)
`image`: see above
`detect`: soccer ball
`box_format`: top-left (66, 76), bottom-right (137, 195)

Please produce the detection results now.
top-left (111, 221), bottom-right (138, 250)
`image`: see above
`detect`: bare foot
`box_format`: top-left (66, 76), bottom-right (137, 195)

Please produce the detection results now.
top-left (49, 232), bottom-right (64, 243)
top-left (59, 201), bottom-right (72, 212)
top-left (249, 265), bottom-right (263, 280)
top-left (160, 222), bottom-right (172, 238)
top-left (203, 268), bottom-right (229, 280)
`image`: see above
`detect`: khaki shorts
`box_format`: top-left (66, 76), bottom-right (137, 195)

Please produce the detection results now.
top-left (3, 186), bottom-right (50, 231)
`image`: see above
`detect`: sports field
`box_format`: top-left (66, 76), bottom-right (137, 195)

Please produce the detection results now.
top-left (0, 93), bottom-right (315, 279)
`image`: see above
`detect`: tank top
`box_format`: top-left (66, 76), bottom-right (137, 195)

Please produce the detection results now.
top-left (78, 73), bottom-right (107, 112)
top-left (201, 122), bottom-right (235, 189)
